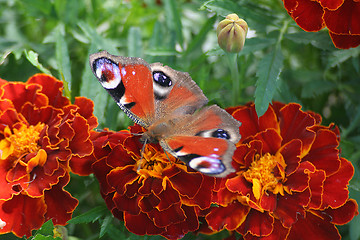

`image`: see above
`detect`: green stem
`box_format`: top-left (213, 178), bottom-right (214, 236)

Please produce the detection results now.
top-left (226, 52), bottom-right (240, 106)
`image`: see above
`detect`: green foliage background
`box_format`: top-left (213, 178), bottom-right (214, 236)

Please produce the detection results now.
top-left (0, 0), bottom-right (359, 239)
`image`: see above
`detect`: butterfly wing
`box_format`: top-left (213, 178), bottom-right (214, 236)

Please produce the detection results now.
top-left (160, 105), bottom-right (241, 177)
top-left (90, 51), bottom-right (155, 127)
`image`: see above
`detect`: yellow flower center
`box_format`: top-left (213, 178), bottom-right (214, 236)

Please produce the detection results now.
top-left (243, 152), bottom-right (290, 200)
top-left (136, 144), bottom-right (183, 179)
top-left (0, 123), bottom-right (45, 161)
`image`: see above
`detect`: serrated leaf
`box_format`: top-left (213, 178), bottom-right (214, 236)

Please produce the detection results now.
top-left (67, 205), bottom-right (108, 224)
top-left (254, 46), bottom-right (284, 116)
top-left (327, 47), bottom-right (360, 69)
top-left (128, 27), bottom-right (142, 57)
top-left (99, 215), bottom-right (112, 238)
top-left (24, 50), bottom-right (52, 75)
top-left (31, 234), bottom-right (61, 240)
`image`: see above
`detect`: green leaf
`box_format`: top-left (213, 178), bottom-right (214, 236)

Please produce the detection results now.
top-left (31, 235), bottom-right (61, 240)
top-left (239, 37), bottom-right (277, 56)
top-left (55, 24), bottom-right (71, 98)
top-left (99, 215), bottom-right (112, 238)
top-left (67, 205), bottom-right (108, 224)
top-left (128, 27), bottom-right (143, 57)
top-left (164, 0), bottom-right (183, 47)
top-left (24, 50), bottom-right (52, 75)
top-left (300, 80), bottom-right (336, 98)
top-left (327, 47), bottom-right (360, 69)
top-left (254, 46), bottom-right (284, 116)
top-left (35, 220), bottom-right (55, 236)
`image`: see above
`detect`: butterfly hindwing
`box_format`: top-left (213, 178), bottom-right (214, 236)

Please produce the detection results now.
top-left (160, 105), bottom-right (241, 177)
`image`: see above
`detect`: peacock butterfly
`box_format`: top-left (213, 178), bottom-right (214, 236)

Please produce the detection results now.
top-left (89, 51), bottom-right (241, 177)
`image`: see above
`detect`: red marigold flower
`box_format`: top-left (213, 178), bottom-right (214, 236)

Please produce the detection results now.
top-left (91, 125), bottom-right (216, 240)
top-left (204, 102), bottom-right (358, 240)
top-left (282, 0), bottom-right (360, 49)
top-left (0, 74), bottom-right (97, 238)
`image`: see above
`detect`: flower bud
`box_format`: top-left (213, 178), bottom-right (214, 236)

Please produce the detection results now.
top-left (217, 14), bottom-right (248, 53)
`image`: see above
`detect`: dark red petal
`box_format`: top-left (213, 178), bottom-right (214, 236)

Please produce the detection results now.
top-left (181, 175), bottom-right (215, 210)
top-left (252, 129), bottom-right (282, 155)
top-left (124, 212), bottom-right (165, 235)
top-left (324, 0), bottom-right (360, 35)
top-left (107, 166), bottom-right (138, 195)
top-left (27, 74), bottom-right (70, 108)
top-left (74, 97), bottom-right (98, 129)
top-left (243, 219), bottom-right (289, 240)
top-left (106, 144), bottom-right (136, 168)
top-left (237, 209), bottom-right (274, 237)
top-left (273, 189), bottom-right (310, 227)
top-left (287, 211), bottom-right (341, 240)
top-left (24, 166), bottom-right (66, 197)
top-left (44, 174), bottom-right (79, 225)
top-left (279, 103), bottom-right (316, 156)
top-left (138, 177), bottom-right (163, 195)
top-left (322, 158), bottom-right (354, 208)
top-left (226, 175), bottom-right (252, 196)
top-left (146, 202), bottom-right (186, 228)
top-left (232, 103), bottom-right (280, 142)
top-left (165, 169), bottom-right (202, 198)
top-left (161, 205), bottom-right (199, 239)
top-left (303, 129), bottom-right (340, 176)
top-left (206, 202), bottom-right (250, 231)
top-left (283, 0), bottom-right (325, 31)
top-left (0, 160), bottom-right (18, 200)
top-left (0, 194), bottom-right (46, 237)
top-left (113, 192), bottom-right (141, 215)
top-left (155, 181), bottom-right (181, 211)
top-left (322, 199), bottom-right (358, 225)
top-left (308, 170), bottom-right (326, 209)
top-left (68, 115), bottom-right (93, 157)
top-left (319, 0), bottom-right (344, 10)
top-left (329, 31), bottom-right (360, 49)
top-left (1, 82), bottom-right (48, 112)
top-left (92, 158), bottom-right (114, 196)
top-left (278, 139), bottom-right (301, 175)
top-left (285, 161), bottom-right (314, 192)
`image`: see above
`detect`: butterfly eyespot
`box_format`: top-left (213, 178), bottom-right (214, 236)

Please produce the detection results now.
top-left (153, 71), bottom-right (172, 87)
top-left (212, 129), bottom-right (230, 139)
top-left (93, 57), bottom-right (121, 89)
top-left (189, 156), bottom-right (225, 175)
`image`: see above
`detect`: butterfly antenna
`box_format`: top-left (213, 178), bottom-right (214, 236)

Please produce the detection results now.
top-left (137, 138), bottom-right (147, 172)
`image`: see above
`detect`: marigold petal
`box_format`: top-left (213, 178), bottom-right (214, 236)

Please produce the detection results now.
top-left (283, 0), bottom-right (325, 31)
top-left (278, 139), bottom-right (301, 175)
top-left (279, 103), bottom-right (316, 157)
top-left (324, 0), bottom-right (360, 35)
top-left (27, 74), bottom-right (70, 108)
top-left (318, 0), bottom-right (344, 10)
top-left (206, 202), bottom-right (250, 231)
top-left (44, 173), bottom-right (79, 225)
top-left (321, 199), bottom-right (358, 225)
top-left (285, 161), bottom-right (314, 192)
top-left (155, 181), bottom-right (181, 211)
top-left (329, 31), bottom-right (360, 49)
top-left (321, 158), bottom-right (354, 208)
top-left (308, 170), bottom-right (326, 209)
top-left (232, 103), bottom-right (280, 142)
top-left (0, 160), bottom-right (18, 200)
top-left (0, 194), bottom-right (46, 238)
top-left (124, 212), bottom-right (165, 235)
top-left (252, 129), bottom-right (282, 155)
top-left (237, 210), bottom-right (274, 237)
top-left (92, 158), bottom-right (114, 196)
top-left (138, 177), bottom-right (163, 195)
top-left (165, 169), bottom-right (202, 199)
top-left (273, 189), bottom-right (310, 227)
top-left (26, 149), bottom-right (47, 173)
top-left (287, 211), bottom-right (341, 240)
top-left (181, 175), bottom-right (215, 209)
top-left (68, 115), bottom-right (93, 157)
top-left (303, 129), bottom-right (340, 176)
top-left (113, 192), bottom-right (141, 215)
top-left (147, 202), bottom-right (186, 228)
top-left (107, 166), bottom-right (138, 196)
top-left (161, 205), bottom-right (199, 239)
top-left (74, 97), bottom-right (98, 129)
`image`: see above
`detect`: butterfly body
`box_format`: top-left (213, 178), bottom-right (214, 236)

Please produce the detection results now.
top-left (90, 51), bottom-right (241, 177)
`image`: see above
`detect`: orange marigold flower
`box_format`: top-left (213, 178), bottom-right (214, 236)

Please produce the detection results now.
top-left (282, 0), bottom-right (360, 49)
top-left (0, 74), bottom-right (97, 238)
top-left (204, 102), bottom-right (358, 240)
top-left (91, 125), bottom-right (215, 240)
